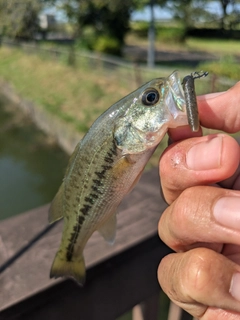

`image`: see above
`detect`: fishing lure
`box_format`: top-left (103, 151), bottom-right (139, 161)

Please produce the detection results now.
top-left (182, 71), bottom-right (208, 132)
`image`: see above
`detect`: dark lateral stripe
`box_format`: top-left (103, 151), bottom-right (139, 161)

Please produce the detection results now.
top-left (85, 196), bottom-right (95, 205)
top-left (95, 171), bottom-right (105, 179)
top-left (66, 140), bottom-right (118, 262)
top-left (91, 185), bottom-right (103, 194)
top-left (110, 147), bottom-right (117, 156)
top-left (66, 221), bottom-right (81, 261)
top-left (104, 156), bottom-right (114, 163)
top-left (66, 211), bottom-right (88, 261)
top-left (101, 165), bottom-right (112, 171)
top-left (80, 204), bottom-right (92, 215)
top-left (93, 179), bottom-right (102, 186)
top-left (90, 193), bottom-right (98, 199)
top-left (78, 215), bottom-right (85, 225)
top-left (66, 247), bottom-right (74, 261)
top-left (66, 202), bottom-right (92, 261)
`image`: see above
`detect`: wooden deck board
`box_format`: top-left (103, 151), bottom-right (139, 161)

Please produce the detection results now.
top-left (0, 168), bottom-right (168, 312)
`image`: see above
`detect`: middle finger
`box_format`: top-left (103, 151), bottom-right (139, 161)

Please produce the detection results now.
top-left (159, 185), bottom-right (240, 253)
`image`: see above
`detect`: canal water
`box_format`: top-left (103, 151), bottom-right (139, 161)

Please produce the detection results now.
top-left (0, 95), bottom-right (69, 220)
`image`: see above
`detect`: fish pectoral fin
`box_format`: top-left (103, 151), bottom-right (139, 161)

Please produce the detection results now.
top-left (50, 251), bottom-right (86, 285)
top-left (112, 154), bottom-right (135, 180)
top-left (127, 167), bottom-right (144, 194)
top-left (98, 213), bottom-right (117, 245)
top-left (48, 183), bottom-right (64, 223)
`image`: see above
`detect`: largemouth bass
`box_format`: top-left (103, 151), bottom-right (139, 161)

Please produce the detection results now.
top-left (49, 71), bottom-right (191, 284)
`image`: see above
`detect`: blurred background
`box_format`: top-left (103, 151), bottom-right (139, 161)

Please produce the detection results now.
top-left (1, 0), bottom-right (239, 220)
top-left (0, 1), bottom-right (240, 319)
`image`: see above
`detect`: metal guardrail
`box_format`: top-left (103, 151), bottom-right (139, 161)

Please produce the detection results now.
top-left (2, 39), bottom-right (236, 95)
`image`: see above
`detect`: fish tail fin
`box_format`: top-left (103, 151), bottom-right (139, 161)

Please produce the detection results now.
top-left (50, 251), bottom-right (86, 285)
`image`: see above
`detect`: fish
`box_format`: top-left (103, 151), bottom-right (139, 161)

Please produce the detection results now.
top-left (49, 70), bottom-right (191, 284)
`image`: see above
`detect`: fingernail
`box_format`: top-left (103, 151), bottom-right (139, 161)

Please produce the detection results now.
top-left (186, 136), bottom-right (223, 170)
top-left (230, 273), bottom-right (240, 301)
top-left (213, 196), bottom-right (240, 230)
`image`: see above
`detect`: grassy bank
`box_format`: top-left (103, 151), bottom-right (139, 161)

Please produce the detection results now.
top-left (0, 46), bottom-right (172, 166)
top-left (0, 47), bottom-right (134, 132)
top-left (0, 45), bottom-right (215, 135)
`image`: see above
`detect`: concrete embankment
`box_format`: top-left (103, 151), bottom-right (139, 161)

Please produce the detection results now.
top-left (0, 79), bottom-right (82, 155)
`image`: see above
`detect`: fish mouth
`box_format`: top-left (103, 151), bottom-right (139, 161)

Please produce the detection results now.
top-left (168, 71), bottom-right (185, 110)
top-left (164, 71), bottom-right (189, 127)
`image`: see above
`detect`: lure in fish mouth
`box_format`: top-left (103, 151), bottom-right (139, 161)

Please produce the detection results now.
top-left (49, 70), bottom-right (206, 284)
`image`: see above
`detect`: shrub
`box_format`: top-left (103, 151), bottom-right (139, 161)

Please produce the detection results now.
top-left (157, 26), bottom-right (186, 43)
top-left (130, 21), bottom-right (149, 38)
top-left (93, 35), bottom-right (121, 55)
top-left (76, 27), bottom-right (97, 50)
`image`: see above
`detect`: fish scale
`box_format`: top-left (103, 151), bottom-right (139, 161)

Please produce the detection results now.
top-left (64, 140), bottom-right (122, 259)
top-left (49, 71), bottom-right (195, 284)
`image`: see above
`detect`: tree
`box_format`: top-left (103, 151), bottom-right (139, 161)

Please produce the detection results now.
top-left (217, 0), bottom-right (240, 30)
top-left (0, 0), bottom-right (48, 40)
top-left (167, 0), bottom-right (209, 30)
top-left (64, 0), bottom-right (138, 42)
top-left (52, 0), bottom-right (168, 54)
top-left (53, 0), bottom-right (137, 54)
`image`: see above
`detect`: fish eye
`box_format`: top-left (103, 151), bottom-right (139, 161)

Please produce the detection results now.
top-left (142, 88), bottom-right (159, 106)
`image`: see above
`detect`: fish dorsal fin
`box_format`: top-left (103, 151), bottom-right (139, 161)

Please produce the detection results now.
top-left (98, 213), bottom-right (117, 245)
top-left (49, 183), bottom-right (64, 223)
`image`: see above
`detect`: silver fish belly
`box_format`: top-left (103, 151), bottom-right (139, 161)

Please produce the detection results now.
top-left (49, 71), bottom-right (190, 284)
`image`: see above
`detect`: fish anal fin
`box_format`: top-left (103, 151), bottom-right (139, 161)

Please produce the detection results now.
top-left (98, 213), bottom-right (117, 245)
top-left (48, 184), bottom-right (64, 224)
top-left (50, 251), bottom-right (86, 285)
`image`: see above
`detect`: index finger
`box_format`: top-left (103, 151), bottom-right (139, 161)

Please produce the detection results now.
top-left (168, 81), bottom-right (240, 141)
top-left (198, 81), bottom-right (240, 133)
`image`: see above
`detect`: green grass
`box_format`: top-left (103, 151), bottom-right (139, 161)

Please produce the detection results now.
top-left (0, 46), bottom-right (178, 133)
top-left (187, 37), bottom-right (240, 56)
top-left (0, 47), bottom-right (138, 133)
top-left (126, 32), bottom-right (240, 58)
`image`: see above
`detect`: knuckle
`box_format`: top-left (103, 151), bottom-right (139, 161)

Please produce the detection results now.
top-left (169, 188), bottom-right (197, 232)
top-left (172, 186), bottom-right (205, 228)
top-left (227, 111), bottom-right (240, 133)
top-left (157, 254), bottom-right (180, 299)
top-left (182, 248), bottom-right (213, 295)
top-left (160, 186), bottom-right (211, 252)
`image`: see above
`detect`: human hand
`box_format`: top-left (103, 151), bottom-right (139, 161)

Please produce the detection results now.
top-left (158, 82), bottom-right (240, 319)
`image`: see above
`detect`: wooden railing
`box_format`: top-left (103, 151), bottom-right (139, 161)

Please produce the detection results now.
top-left (0, 168), bottom-right (193, 320)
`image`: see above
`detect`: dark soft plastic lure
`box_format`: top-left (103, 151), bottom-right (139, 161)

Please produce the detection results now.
top-left (182, 71), bottom-right (208, 132)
